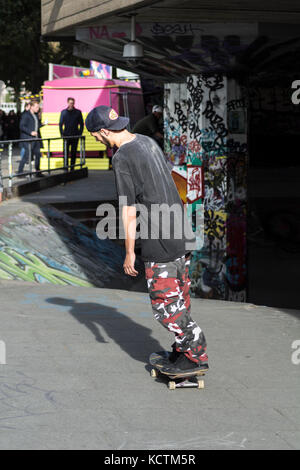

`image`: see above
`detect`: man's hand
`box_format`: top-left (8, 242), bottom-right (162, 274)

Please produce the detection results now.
top-left (31, 131), bottom-right (38, 137)
top-left (154, 131), bottom-right (164, 139)
top-left (122, 205), bottom-right (137, 276)
top-left (123, 252), bottom-right (138, 277)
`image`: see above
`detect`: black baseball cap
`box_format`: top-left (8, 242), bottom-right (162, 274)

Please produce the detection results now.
top-left (86, 105), bottom-right (129, 132)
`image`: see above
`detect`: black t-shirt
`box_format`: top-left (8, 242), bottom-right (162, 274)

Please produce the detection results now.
top-left (132, 114), bottom-right (158, 137)
top-left (112, 134), bottom-right (196, 262)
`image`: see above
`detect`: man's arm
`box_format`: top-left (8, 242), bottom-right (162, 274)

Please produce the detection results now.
top-left (154, 131), bottom-right (164, 139)
top-left (122, 205), bottom-right (138, 276)
top-left (19, 113), bottom-right (32, 137)
top-left (78, 111), bottom-right (84, 135)
top-left (149, 115), bottom-right (163, 139)
top-left (113, 161), bottom-right (138, 276)
top-left (59, 111), bottom-right (64, 136)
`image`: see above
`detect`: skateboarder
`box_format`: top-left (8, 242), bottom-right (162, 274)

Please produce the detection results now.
top-left (86, 105), bottom-right (208, 372)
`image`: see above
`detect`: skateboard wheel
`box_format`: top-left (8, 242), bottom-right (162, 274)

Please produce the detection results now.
top-left (168, 381), bottom-right (176, 390)
top-left (197, 379), bottom-right (205, 389)
top-left (150, 369), bottom-right (158, 378)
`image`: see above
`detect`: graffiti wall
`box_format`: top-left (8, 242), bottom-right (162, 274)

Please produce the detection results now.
top-left (164, 82), bottom-right (188, 166)
top-left (0, 204), bottom-right (135, 289)
top-left (165, 75), bottom-right (247, 301)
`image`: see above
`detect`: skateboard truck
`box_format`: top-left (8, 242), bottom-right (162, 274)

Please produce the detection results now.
top-left (150, 368), bottom-right (205, 390)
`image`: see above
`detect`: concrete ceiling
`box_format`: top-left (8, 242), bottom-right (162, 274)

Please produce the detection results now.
top-left (42, 1), bottom-right (300, 81)
top-left (74, 22), bottom-right (300, 81)
top-left (42, 0), bottom-right (300, 36)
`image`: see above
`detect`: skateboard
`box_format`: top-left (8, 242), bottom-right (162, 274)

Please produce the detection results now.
top-left (149, 351), bottom-right (207, 390)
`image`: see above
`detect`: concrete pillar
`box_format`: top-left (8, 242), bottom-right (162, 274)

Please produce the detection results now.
top-left (164, 82), bottom-right (188, 166)
top-left (164, 75), bottom-right (247, 302)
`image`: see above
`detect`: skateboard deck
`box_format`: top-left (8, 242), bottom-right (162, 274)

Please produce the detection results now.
top-left (149, 351), bottom-right (207, 390)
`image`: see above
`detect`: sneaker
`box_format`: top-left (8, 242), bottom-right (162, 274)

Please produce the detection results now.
top-left (167, 352), bottom-right (209, 373)
top-left (168, 342), bottom-right (181, 363)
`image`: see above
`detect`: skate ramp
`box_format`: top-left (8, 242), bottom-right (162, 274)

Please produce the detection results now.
top-left (0, 201), bottom-right (143, 289)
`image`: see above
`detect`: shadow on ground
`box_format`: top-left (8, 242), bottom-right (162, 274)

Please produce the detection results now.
top-left (46, 297), bottom-right (163, 364)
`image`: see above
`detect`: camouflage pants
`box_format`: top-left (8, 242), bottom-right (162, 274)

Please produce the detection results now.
top-left (145, 255), bottom-right (208, 364)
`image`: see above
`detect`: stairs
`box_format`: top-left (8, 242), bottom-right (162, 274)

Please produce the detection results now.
top-left (50, 200), bottom-right (125, 248)
top-left (51, 200), bottom-right (143, 253)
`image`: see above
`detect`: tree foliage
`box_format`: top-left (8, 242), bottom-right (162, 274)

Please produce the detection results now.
top-left (0, 0), bottom-right (88, 99)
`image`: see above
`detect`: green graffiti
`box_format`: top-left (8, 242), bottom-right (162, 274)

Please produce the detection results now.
top-left (0, 248), bottom-right (93, 287)
top-left (0, 266), bottom-right (14, 280)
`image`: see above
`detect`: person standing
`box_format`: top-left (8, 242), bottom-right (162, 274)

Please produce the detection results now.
top-left (17, 100), bottom-right (44, 178)
top-left (132, 105), bottom-right (164, 148)
top-left (85, 105), bottom-right (208, 373)
top-left (59, 98), bottom-right (84, 170)
top-left (6, 110), bottom-right (18, 141)
top-left (19, 102), bottom-right (30, 162)
top-left (0, 109), bottom-right (5, 143)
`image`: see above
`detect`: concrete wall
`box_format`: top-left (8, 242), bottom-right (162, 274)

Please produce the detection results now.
top-left (42, 1), bottom-right (300, 36)
top-left (41, 0), bottom-right (156, 35)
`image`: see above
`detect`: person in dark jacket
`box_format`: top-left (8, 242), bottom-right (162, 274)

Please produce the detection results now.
top-left (19, 102), bottom-right (31, 162)
top-left (0, 109), bottom-right (6, 142)
top-left (6, 110), bottom-right (19, 140)
top-left (17, 100), bottom-right (44, 177)
top-left (132, 105), bottom-right (164, 148)
top-left (59, 98), bottom-right (84, 170)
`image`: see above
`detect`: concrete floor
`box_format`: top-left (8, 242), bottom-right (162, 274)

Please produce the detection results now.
top-left (0, 281), bottom-right (299, 450)
top-left (21, 170), bottom-right (117, 204)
